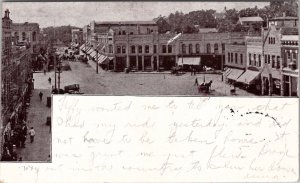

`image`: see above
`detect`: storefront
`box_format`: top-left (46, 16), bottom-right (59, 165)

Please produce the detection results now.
top-left (282, 68), bottom-right (298, 96)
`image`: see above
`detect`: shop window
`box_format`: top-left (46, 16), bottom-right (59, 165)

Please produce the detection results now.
top-left (276, 56), bottom-right (280, 69)
top-left (168, 45), bottom-right (172, 53)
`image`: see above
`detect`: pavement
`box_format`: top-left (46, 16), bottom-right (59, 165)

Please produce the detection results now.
top-left (16, 87), bottom-right (51, 162)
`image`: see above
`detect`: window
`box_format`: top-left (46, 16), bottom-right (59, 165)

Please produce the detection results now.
top-left (122, 45), bottom-right (126, 53)
top-left (117, 46), bottom-right (121, 54)
top-left (168, 45), bottom-right (172, 53)
top-left (32, 32), bottom-right (36, 42)
top-left (235, 53), bottom-right (238, 63)
top-left (249, 53), bottom-right (252, 65)
top-left (131, 45), bottom-right (136, 53)
top-left (162, 45), bottom-right (167, 53)
top-left (276, 56), bottom-right (280, 69)
top-left (207, 43), bottom-right (211, 54)
top-left (182, 44), bottom-right (186, 54)
top-left (258, 54), bottom-right (261, 67)
top-left (287, 51), bottom-right (291, 59)
top-left (189, 44), bottom-right (193, 54)
top-left (292, 52), bottom-right (296, 61)
top-left (196, 44), bottom-right (200, 54)
top-left (109, 45), bottom-right (113, 53)
top-left (22, 32), bottom-right (26, 41)
top-left (130, 32), bottom-right (133, 35)
top-left (122, 30), bottom-right (126, 35)
top-left (268, 37), bottom-right (271, 44)
top-left (265, 55), bottom-right (267, 63)
top-left (231, 53), bottom-right (233, 62)
top-left (153, 45), bottom-right (157, 53)
top-left (268, 55), bottom-right (270, 64)
top-left (254, 54), bottom-right (256, 66)
top-left (214, 43), bottom-right (218, 54)
top-left (138, 45), bottom-right (143, 53)
top-left (228, 53), bottom-right (230, 63)
top-left (145, 45), bottom-right (149, 53)
top-left (272, 55), bottom-right (275, 68)
top-left (240, 54), bottom-right (243, 64)
top-left (222, 43), bottom-right (225, 53)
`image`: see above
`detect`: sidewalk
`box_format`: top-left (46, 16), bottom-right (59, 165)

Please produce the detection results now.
top-left (16, 78), bottom-right (52, 162)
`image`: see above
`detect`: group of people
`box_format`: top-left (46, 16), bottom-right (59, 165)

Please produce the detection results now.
top-left (1, 121), bottom-right (36, 161)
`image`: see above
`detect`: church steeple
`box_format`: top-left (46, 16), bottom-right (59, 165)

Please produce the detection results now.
top-left (4, 9), bottom-right (10, 18)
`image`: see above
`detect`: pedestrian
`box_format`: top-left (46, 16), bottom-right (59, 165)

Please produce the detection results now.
top-left (48, 77), bottom-right (51, 84)
top-left (28, 127), bottom-right (35, 143)
top-left (44, 69), bottom-right (46, 75)
top-left (190, 67), bottom-right (193, 76)
top-left (21, 123), bottom-right (28, 148)
top-left (39, 91), bottom-right (43, 101)
top-left (194, 77), bottom-right (199, 86)
top-left (194, 68), bottom-right (196, 76)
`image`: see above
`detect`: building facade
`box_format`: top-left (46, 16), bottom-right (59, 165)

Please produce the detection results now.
top-left (71, 28), bottom-right (83, 46)
top-left (281, 35), bottom-right (298, 96)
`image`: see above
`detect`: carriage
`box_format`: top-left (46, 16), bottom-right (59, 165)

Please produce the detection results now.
top-left (198, 80), bottom-right (213, 94)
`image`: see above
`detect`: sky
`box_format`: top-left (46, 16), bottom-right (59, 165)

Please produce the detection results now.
top-left (3, 2), bottom-right (270, 28)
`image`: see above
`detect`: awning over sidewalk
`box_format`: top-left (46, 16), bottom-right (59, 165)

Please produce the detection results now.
top-left (227, 68), bottom-right (244, 81)
top-left (178, 57), bottom-right (201, 66)
top-left (236, 70), bottom-right (260, 85)
top-left (79, 44), bottom-right (85, 50)
top-left (87, 48), bottom-right (94, 55)
top-left (223, 68), bottom-right (232, 76)
top-left (98, 55), bottom-right (108, 64)
top-left (90, 50), bottom-right (97, 58)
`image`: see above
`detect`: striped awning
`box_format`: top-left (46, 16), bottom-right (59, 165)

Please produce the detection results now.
top-left (236, 70), bottom-right (260, 84)
top-left (227, 69), bottom-right (244, 81)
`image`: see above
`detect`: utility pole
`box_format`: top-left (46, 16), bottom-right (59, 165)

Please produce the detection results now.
top-left (58, 57), bottom-right (61, 93)
top-left (96, 49), bottom-right (99, 74)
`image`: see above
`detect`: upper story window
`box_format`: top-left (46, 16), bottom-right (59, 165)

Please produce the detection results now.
top-left (222, 43), bottom-right (225, 53)
top-left (122, 30), bottom-right (126, 35)
top-left (109, 45), bottom-right (113, 53)
top-left (214, 43), bottom-right (218, 54)
top-left (189, 44), bottom-right (193, 54)
top-left (131, 45), bottom-right (136, 53)
top-left (168, 45), bottom-right (172, 53)
top-left (196, 44), bottom-right (200, 54)
top-left (162, 45), bottom-right (167, 53)
top-left (235, 53), bottom-right (238, 63)
top-left (145, 45), bottom-right (150, 53)
top-left (153, 45), bottom-right (157, 53)
top-left (240, 54), bottom-right (243, 64)
top-left (249, 53), bottom-right (252, 65)
top-left (228, 53), bottom-right (230, 62)
top-left (182, 44), bottom-right (186, 54)
top-left (138, 45), bottom-right (143, 53)
top-left (117, 46), bottom-right (121, 54)
top-left (258, 54), bottom-right (261, 67)
top-left (207, 43), bottom-right (211, 54)
top-left (122, 45), bottom-right (126, 53)
top-left (231, 53), bottom-right (233, 62)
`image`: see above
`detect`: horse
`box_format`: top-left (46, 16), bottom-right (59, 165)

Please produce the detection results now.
top-left (198, 80), bottom-right (213, 93)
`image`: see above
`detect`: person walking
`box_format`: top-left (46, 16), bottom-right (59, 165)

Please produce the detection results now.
top-left (28, 127), bottom-right (36, 143)
top-left (194, 77), bottom-right (199, 86)
top-left (44, 69), bottom-right (46, 75)
top-left (39, 91), bottom-right (43, 101)
top-left (48, 77), bottom-right (51, 84)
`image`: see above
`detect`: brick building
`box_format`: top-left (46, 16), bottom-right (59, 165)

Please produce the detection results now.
top-left (281, 35), bottom-right (298, 96)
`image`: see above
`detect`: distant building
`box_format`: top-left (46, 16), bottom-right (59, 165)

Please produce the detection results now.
top-left (71, 28), bottom-right (83, 47)
top-left (198, 28), bottom-right (218, 34)
top-left (237, 16), bottom-right (264, 32)
top-left (268, 13), bottom-right (298, 28)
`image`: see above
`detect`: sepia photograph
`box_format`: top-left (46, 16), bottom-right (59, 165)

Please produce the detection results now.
top-left (1, 1), bottom-right (299, 163)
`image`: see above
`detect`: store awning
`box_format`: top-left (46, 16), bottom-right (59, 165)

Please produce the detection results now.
top-left (223, 68), bottom-right (232, 76)
top-left (227, 69), bottom-right (244, 81)
top-left (236, 70), bottom-right (260, 85)
top-left (87, 48), bottom-right (94, 55)
top-left (90, 50), bottom-right (97, 58)
top-left (178, 57), bottom-right (201, 66)
top-left (79, 44), bottom-right (85, 50)
top-left (98, 55), bottom-right (108, 64)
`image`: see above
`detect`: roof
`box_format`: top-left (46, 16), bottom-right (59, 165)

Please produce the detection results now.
top-left (281, 27), bottom-right (298, 35)
top-left (198, 28), bottom-right (218, 33)
top-left (270, 16), bottom-right (298, 21)
top-left (95, 21), bottom-right (156, 25)
top-left (239, 16), bottom-right (264, 22)
top-left (281, 35), bottom-right (298, 41)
